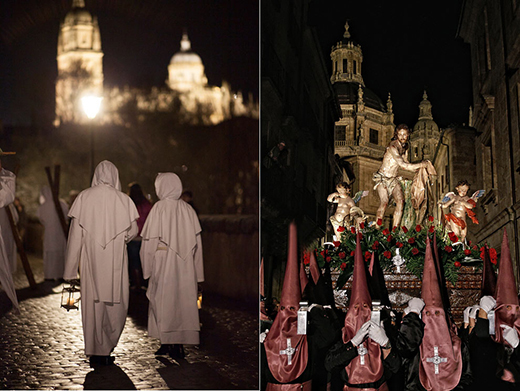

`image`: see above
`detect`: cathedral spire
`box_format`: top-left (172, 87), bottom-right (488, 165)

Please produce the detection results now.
top-left (418, 90), bottom-right (433, 121)
top-left (344, 20), bottom-right (351, 39)
top-left (387, 93), bottom-right (393, 114)
top-left (180, 31), bottom-right (191, 52)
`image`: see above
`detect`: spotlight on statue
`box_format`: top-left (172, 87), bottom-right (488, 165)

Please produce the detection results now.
top-left (61, 281), bottom-right (81, 311)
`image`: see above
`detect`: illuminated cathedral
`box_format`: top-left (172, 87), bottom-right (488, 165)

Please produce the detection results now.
top-left (54, 0), bottom-right (258, 127)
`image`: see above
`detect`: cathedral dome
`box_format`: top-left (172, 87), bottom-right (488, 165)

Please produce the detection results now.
top-left (333, 82), bottom-right (385, 112)
top-left (170, 33), bottom-right (203, 65)
top-left (413, 91), bottom-right (439, 134)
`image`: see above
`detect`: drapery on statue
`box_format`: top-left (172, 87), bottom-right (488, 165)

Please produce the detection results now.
top-left (438, 180), bottom-right (484, 244)
top-left (411, 161), bottom-right (437, 225)
top-left (327, 182), bottom-right (368, 238)
top-left (373, 124), bottom-right (431, 229)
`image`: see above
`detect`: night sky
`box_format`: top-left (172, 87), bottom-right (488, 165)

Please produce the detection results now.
top-left (0, 0), bottom-right (259, 126)
top-left (309, 0), bottom-right (472, 128)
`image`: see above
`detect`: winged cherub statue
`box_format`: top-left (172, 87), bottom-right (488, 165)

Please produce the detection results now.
top-left (327, 182), bottom-right (368, 238)
top-left (438, 179), bottom-right (485, 244)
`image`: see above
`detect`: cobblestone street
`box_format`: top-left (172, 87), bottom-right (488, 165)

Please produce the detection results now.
top-left (0, 254), bottom-right (259, 390)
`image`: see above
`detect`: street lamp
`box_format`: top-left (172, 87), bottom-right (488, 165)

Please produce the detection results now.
top-left (81, 95), bottom-right (103, 178)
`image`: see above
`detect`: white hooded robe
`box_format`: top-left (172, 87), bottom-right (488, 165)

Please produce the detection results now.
top-left (64, 161), bottom-right (139, 356)
top-left (140, 173), bottom-right (204, 344)
top-left (37, 186), bottom-right (69, 279)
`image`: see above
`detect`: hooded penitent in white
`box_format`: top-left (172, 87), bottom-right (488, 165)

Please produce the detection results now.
top-left (64, 160), bottom-right (139, 356)
top-left (0, 167), bottom-right (18, 311)
top-left (37, 185), bottom-right (69, 279)
top-left (140, 172), bottom-right (204, 345)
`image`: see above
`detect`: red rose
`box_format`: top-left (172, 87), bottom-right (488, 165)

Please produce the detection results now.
top-left (387, 235), bottom-right (393, 242)
top-left (351, 227), bottom-right (356, 234)
top-left (450, 234), bottom-right (459, 243)
top-left (396, 242), bottom-right (404, 248)
top-left (472, 245), bottom-right (478, 250)
top-left (402, 226), bottom-right (408, 233)
top-left (445, 246), bottom-right (453, 253)
top-left (338, 252), bottom-right (346, 259)
top-left (415, 225), bottom-right (422, 232)
top-left (377, 218), bottom-right (383, 226)
top-left (382, 228), bottom-right (390, 236)
top-left (326, 256), bottom-right (331, 263)
top-left (320, 251), bottom-right (325, 257)
top-left (464, 249), bottom-right (471, 256)
top-left (364, 251), bottom-right (371, 261)
top-left (372, 241), bottom-right (379, 250)
top-left (360, 222), bottom-right (365, 229)
top-left (340, 262), bottom-right (347, 270)
top-left (428, 226), bottom-right (434, 233)
top-left (303, 257), bottom-right (310, 265)
top-left (333, 241), bottom-right (341, 247)
top-left (337, 226), bottom-right (345, 232)
top-left (392, 226), bottom-right (398, 232)
top-left (408, 237), bottom-right (415, 244)
top-left (490, 248), bottom-right (497, 264)
top-left (428, 216), bottom-right (434, 222)
top-left (412, 248), bottom-right (419, 255)
top-left (480, 247), bottom-right (485, 260)
top-left (384, 250), bottom-right (392, 259)
top-left (454, 261), bottom-right (462, 268)
top-left (350, 250), bottom-right (355, 256)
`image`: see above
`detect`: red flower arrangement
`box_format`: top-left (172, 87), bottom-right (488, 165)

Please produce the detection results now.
top-left (372, 241), bottom-right (379, 250)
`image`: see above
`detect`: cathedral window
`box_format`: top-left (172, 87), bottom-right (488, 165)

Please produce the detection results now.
top-left (335, 125), bottom-right (346, 141)
top-left (369, 128), bottom-right (379, 145)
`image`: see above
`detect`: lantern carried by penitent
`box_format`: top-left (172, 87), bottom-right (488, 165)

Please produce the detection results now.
top-left (61, 281), bottom-right (81, 311)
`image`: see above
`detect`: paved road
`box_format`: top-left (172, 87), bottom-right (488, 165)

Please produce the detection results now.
top-left (0, 254), bottom-right (259, 390)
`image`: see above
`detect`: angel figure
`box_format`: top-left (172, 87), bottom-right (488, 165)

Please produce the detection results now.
top-left (438, 179), bottom-right (484, 244)
top-left (327, 182), bottom-right (368, 238)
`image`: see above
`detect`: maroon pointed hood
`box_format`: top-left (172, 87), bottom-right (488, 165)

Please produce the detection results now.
top-left (342, 233), bottom-right (383, 385)
top-left (493, 230), bottom-right (520, 347)
top-left (481, 245), bottom-right (497, 298)
top-left (264, 222), bottom-right (308, 383)
top-left (419, 236), bottom-right (463, 391)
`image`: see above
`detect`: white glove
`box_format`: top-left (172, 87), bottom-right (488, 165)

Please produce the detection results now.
top-left (368, 321), bottom-right (389, 347)
top-left (260, 329), bottom-right (269, 343)
top-left (469, 305), bottom-right (480, 319)
top-left (351, 321), bottom-right (371, 346)
top-left (463, 306), bottom-right (472, 324)
top-left (404, 298), bottom-right (425, 316)
top-left (501, 324), bottom-right (520, 349)
top-left (480, 296), bottom-right (497, 314)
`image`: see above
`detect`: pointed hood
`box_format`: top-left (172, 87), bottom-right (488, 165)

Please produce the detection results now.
top-left (433, 233), bottom-right (452, 327)
top-left (493, 230), bottom-right (520, 347)
top-left (264, 222), bottom-right (308, 383)
top-left (341, 234), bottom-right (383, 385)
top-left (481, 245), bottom-right (497, 297)
top-left (365, 252), bottom-right (391, 308)
top-left (419, 236), bottom-right (463, 391)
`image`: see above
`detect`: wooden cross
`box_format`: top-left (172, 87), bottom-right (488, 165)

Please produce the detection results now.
top-left (426, 346), bottom-right (447, 374)
top-left (357, 343), bottom-right (368, 365)
top-left (279, 338), bottom-right (297, 365)
top-left (45, 165), bottom-right (69, 238)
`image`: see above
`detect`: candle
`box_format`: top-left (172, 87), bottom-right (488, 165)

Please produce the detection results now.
top-left (67, 297), bottom-right (75, 306)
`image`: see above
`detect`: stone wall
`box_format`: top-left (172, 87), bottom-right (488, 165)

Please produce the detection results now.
top-left (24, 214), bottom-right (259, 304)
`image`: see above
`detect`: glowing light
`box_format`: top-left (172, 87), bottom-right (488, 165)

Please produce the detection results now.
top-left (81, 95), bottom-right (103, 119)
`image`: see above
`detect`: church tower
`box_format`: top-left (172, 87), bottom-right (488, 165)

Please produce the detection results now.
top-left (410, 91), bottom-right (440, 162)
top-left (167, 32), bottom-right (208, 91)
top-left (331, 21), bottom-right (395, 225)
top-left (55, 0), bottom-right (103, 126)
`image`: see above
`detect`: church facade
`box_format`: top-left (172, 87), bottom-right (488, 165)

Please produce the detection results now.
top-left (331, 23), bottom-right (443, 229)
top-left (54, 0), bottom-right (258, 127)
